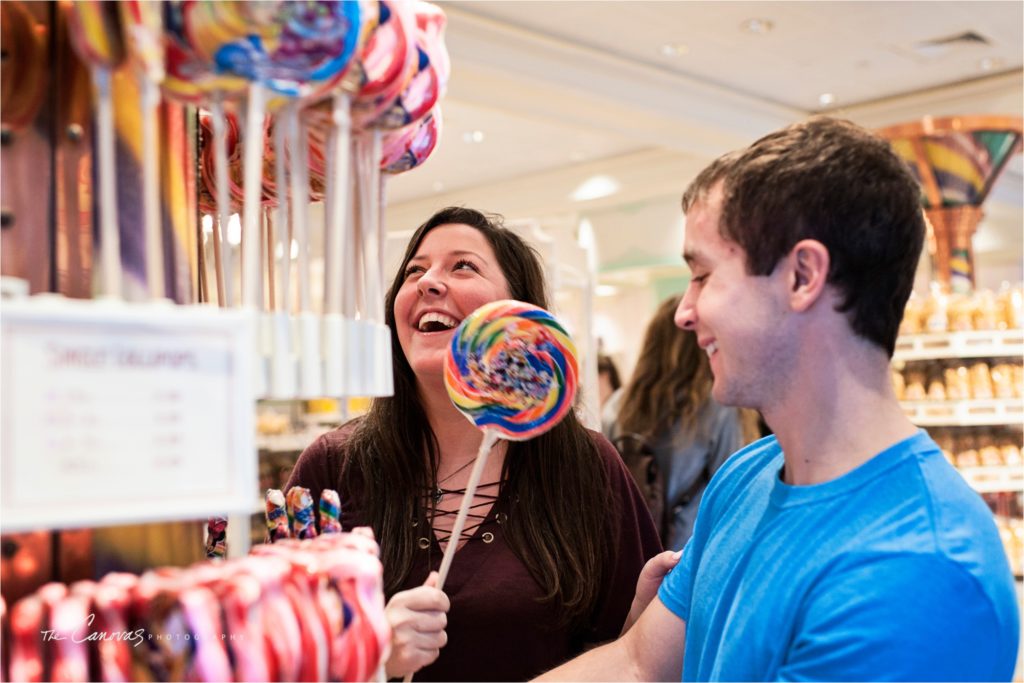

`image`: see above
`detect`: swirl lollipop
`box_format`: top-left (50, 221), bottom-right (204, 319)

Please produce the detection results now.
top-left (439, 301), bottom-right (578, 579)
top-left (445, 300), bottom-right (578, 440)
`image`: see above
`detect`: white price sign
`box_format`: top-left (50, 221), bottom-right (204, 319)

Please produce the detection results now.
top-left (1, 298), bottom-right (257, 531)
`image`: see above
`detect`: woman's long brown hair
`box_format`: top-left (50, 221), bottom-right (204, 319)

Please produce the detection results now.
top-left (617, 295), bottom-right (760, 440)
top-left (342, 207), bottom-right (613, 624)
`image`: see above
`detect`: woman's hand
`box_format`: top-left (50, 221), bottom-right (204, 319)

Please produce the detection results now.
top-left (384, 571), bottom-right (450, 678)
top-left (621, 550), bottom-right (682, 635)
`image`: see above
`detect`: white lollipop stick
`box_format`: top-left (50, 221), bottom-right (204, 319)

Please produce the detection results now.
top-left (324, 92), bottom-right (352, 397)
top-left (289, 111), bottom-right (322, 397)
top-left (210, 98), bottom-right (232, 306)
top-left (274, 106), bottom-right (291, 313)
top-left (241, 83), bottom-right (266, 309)
top-left (94, 67), bottom-right (121, 298)
top-left (326, 92), bottom-right (352, 318)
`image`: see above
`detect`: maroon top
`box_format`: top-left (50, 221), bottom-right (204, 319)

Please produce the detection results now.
top-left (286, 424), bottom-right (662, 682)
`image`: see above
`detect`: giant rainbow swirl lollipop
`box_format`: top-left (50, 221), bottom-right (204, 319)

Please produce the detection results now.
top-left (444, 300), bottom-right (578, 440)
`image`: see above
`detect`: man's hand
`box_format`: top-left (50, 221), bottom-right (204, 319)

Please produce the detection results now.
top-left (621, 550), bottom-right (681, 635)
top-left (384, 571), bottom-right (450, 678)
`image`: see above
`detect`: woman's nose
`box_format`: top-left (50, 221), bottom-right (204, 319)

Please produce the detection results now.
top-left (417, 268), bottom-right (447, 297)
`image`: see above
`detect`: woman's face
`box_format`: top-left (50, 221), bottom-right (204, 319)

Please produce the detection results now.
top-left (393, 223), bottom-right (511, 382)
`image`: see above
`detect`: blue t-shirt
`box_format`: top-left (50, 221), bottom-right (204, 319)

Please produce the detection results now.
top-left (658, 430), bottom-right (1019, 682)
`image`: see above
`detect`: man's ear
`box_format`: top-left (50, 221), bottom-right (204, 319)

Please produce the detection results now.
top-left (787, 239), bottom-right (829, 312)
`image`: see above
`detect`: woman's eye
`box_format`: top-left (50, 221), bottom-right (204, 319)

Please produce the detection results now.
top-left (453, 259), bottom-right (479, 272)
top-left (692, 274), bottom-right (709, 285)
top-left (404, 265), bottom-right (425, 279)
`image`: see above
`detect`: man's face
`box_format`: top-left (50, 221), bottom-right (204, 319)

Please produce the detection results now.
top-left (674, 184), bottom-right (793, 409)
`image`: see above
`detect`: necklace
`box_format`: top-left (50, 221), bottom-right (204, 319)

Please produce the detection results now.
top-left (434, 457), bottom-right (476, 504)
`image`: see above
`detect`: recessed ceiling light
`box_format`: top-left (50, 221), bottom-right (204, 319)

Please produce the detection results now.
top-left (570, 175), bottom-right (621, 202)
top-left (659, 43), bottom-right (689, 56)
top-left (818, 92), bottom-right (835, 107)
top-left (431, 180), bottom-right (444, 192)
top-left (978, 56), bottom-right (1002, 71)
top-left (461, 130), bottom-right (484, 143)
top-left (740, 18), bottom-right (774, 35)
top-left (595, 284), bottom-right (619, 297)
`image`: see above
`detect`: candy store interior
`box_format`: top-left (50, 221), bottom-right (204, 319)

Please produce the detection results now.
top-left (1, 1), bottom-right (1022, 681)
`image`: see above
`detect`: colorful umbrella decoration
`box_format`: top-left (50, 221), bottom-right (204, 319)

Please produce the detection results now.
top-left (877, 115), bottom-right (1022, 293)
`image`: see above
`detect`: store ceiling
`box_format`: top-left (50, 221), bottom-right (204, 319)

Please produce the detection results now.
top-left (384, 1), bottom-right (1024, 285)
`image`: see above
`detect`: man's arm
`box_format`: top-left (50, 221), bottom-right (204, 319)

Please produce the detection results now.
top-left (534, 597), bottom-right (685, 682)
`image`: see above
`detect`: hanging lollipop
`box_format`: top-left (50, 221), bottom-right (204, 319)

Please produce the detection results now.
top-left (66, 0), bottom-right (128, 298)
top-left (380, 106), bottom-right (440, 175)
top-left (439, 300), bottom-right (578, 580)
top-left (414, 1), bottom-right (449, 94)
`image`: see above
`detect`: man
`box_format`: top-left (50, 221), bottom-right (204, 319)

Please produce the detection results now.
top-left (538, 117), bottom-right (1019, 681)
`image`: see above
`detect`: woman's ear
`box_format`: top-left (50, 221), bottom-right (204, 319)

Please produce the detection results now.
top-left (788, 239), bottom-right (829, 312)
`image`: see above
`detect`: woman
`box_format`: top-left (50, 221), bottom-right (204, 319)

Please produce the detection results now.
top-left (287, 207), bottom-right (661, 681)
top-left (596, 354), bottom-right (622, 409)
top-left (603, 294), bottom-right (761, 551)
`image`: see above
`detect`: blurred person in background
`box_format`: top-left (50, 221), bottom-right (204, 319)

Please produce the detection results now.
top-left (596, 353), bottom-right (622, 409)
top-left (603, 294), bottom-right (760, 550)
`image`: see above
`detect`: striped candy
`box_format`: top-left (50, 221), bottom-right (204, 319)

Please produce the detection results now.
top-left (287, 486), bottom-right (319, 540)
top-left (444, 300), bottom-right (578, 441)
top-left (319, 489), bottom-right (343, 534)
top-left (265, 488), bottom-right (291, 542)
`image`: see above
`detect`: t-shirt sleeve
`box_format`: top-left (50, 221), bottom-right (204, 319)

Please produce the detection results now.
top-left (657, 533), bottom-right (696, 621)
top-left (778, 552), bottom-right (1011, 682)
top-left (583, 431), bottom-right (664, 643)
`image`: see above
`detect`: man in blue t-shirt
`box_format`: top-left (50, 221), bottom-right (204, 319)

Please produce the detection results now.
top-left (537, 117), bottom-right (1019, 681)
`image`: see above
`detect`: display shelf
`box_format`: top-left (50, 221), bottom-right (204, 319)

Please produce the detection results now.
top-left (900, 398), bottom-right (1024, 426)
top-left (256, 431), bottom-right (318, 453)
top-left (893, 330), bottom-right (1024, 361)
top-left (958, 465), bottom-right (1024, 493)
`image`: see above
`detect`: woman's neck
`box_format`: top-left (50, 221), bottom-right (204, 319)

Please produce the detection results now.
top-left (418, 377), bottom-right (494, 462)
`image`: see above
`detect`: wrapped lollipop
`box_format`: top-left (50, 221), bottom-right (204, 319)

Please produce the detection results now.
top-left (320, 489), bottom-right (344, 534)
top-left (287, 486), bottom-right (319, 540)
top-left (205, 517), bottom-right (228, 559)
top-left (265, 488), bottom-right (291, 542)
top-left (439, 300), bottom-right (578, 581)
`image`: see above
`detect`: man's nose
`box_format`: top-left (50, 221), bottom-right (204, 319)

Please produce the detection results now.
top-left (675, 291), bottom-right (696, 330)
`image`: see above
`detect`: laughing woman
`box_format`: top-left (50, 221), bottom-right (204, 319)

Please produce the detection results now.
top-left (286, 206), bottom-right (661, 682)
